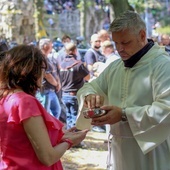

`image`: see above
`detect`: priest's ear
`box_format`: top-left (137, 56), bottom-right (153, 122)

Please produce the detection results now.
top-left (139, 29), bottom-right (147, 42)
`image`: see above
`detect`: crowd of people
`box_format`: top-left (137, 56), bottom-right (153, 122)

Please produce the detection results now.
top-left (44, 0), bottom-right (106, 14)
top-left (0, 10), bottom-right (170, 170)
top-left (44, 0), bottom-right (77, 15)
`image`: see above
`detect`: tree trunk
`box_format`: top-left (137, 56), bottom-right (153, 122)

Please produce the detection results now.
top-left (0, 0), bottom-right (36, 43)
top-left (110, 0), bottom-right (134, 18)
top-left (80, 0), bottom-right (106, 43)
top-left (34, 0), bottom-right (47, 40)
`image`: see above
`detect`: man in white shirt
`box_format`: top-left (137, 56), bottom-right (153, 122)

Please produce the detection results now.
top-left (92, 40), bottom-right (120, 77)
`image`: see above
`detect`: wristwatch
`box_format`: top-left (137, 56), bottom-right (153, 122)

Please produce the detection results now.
top-left (121, 108), bottom-right (127, 121)
top-left (61, 138), bottom-right (73, 150)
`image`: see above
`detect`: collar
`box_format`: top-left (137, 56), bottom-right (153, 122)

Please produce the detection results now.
top-left (123, 39), bottom-right (154, 68)
top-left (65, 55), bottom-right (76, 59)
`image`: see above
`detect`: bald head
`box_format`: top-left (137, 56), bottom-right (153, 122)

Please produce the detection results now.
top-left (39, 38), bottom-right (52, 56)
top-left (90, 34), bottom-right (101, 49)
top-left (91, 34), bottom-right (99, 42)
top-left (161, 34), bottom-right (170, 46)
top-left (98, 29), bottom-right (111, 43)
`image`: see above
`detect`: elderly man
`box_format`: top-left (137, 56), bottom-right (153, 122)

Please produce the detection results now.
top-left (76, 11), bottom-right (170, 170)
top-left (160, 34), bottom-right (170, 55)
top-left (92, 40), bottom-right (120, 78)
top-left (37, 38), bottom-right (61, 119)
top-left (98, 29), bottom-right (111, 44)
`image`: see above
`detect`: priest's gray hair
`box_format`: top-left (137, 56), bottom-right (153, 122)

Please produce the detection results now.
top-left (109, 11), bottom-right (146, 35)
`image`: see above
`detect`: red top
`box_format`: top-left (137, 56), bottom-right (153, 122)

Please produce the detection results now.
top-left (0, 92), bottom-right (64, 170)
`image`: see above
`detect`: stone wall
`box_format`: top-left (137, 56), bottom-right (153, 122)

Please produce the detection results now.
top-left (58, 10), bottom-right (80, 39)
top-left (0, 1), bottom-right (103, 44)
top-left (0, 0), bottom-right (35, 44)
top-left (0, 0), bottom-right (81, 43)
top-left (44, 9), bottom-right (81, 41)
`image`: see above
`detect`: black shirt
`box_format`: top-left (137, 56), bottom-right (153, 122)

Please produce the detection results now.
top-left (60, 55), bottom-right (89, 92)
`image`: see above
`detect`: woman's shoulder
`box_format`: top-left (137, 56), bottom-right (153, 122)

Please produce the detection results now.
top-left (12, 91), bottom-right (36, 102)
top-left (8, 91), bottom-right (43, 113)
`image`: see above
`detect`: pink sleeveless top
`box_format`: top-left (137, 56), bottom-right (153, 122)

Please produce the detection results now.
top-left (0, 92), bottom-right (64, 170)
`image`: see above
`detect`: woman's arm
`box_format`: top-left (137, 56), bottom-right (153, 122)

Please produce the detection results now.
top-left (23, 116), bottom-right (88, 166)
top-left (23, 116), bottom-right (68, 166)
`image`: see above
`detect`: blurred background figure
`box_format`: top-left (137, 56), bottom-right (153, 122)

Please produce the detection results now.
top-left (60, 42), bottom-right (90, 130)
top-left (47, 41), bottom-right (67, 124)
top-left (93, 40), bottom-right (120, 78)
top-left (37, 38), bottom-right (62, 119)
top-left (98, 29), bottom-right (119, 55)
top-left (52, 37), bottom-right (64, 52)
top-left (0, 41), bottom-right (9, 61)
top-left (84, 33), bottom-right (105, 79)
top-left (98, 29), bottom-right (111, 45)
top-left (76, 36), bottom-right (86, 49)
top-left (57, 34), bottom-right (81, 68)
top-left (101, 40), bottom-right (120, 66)
top-left (0, 41), bottom-right (9, 53)
top-left (160, 34), bottom-right (170, 55)
top-left (84, 33), bottom-right (106, 133)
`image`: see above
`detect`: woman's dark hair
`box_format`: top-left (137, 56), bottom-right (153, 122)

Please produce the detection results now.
top-left (0, 45), bottom-right (47, 97)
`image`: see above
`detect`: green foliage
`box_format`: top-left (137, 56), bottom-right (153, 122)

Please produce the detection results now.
top-left (129, 0), bottom-right (159, 12)
top-left (77, 0), bottom-right (95, 11)
top-left (129, 0), bottom-right (162, 13)
top-left (129, 0), bottom-right (145, 13)
top-left (129, 0), bottom-right (170, 32)
top-left (156, 26), bottom-right (170, 35)
top-left (105, 0), bottom-right (110, 3)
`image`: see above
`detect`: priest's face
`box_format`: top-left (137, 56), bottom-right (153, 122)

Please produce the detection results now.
top-left (112, 29), bottom-right (147, 61)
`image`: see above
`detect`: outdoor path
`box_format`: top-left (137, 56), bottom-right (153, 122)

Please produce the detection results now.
top-left (61, 131), bottom-right (108, 170)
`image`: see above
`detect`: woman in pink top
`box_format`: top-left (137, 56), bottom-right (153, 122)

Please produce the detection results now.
top-left (0, 45), bottom-right (88, 170)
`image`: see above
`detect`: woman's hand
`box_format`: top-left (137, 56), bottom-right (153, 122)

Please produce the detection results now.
top-left (62, 128), bottom-right (89, 147)
top-left (62, 126), bottom-right (77, 133)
